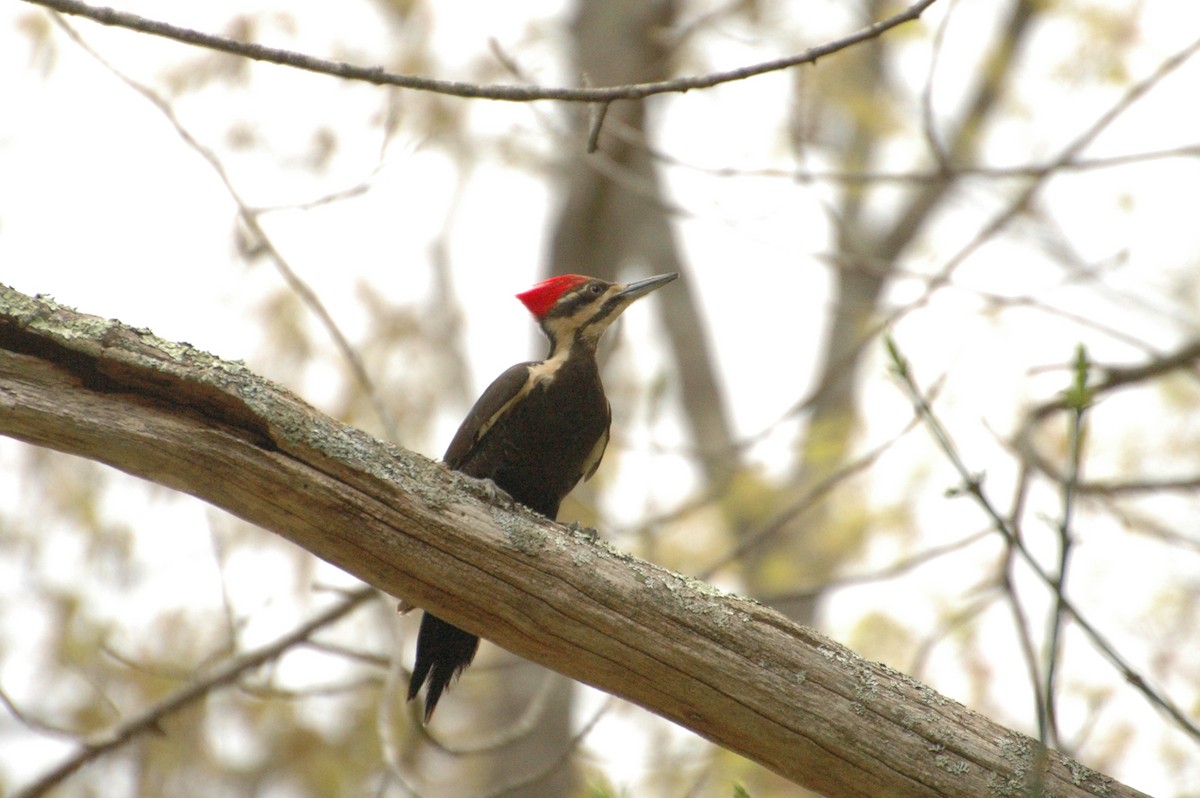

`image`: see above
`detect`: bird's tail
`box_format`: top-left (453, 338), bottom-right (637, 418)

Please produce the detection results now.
top-left (408, 612), bottom-right (480, 722)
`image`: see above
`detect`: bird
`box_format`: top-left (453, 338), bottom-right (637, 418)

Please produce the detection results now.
top-left (407, 271), bottom-right (679, 722)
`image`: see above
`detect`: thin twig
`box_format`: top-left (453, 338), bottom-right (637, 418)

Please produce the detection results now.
top-left (923, 31), bottom-right (1200, 296)
top-left (0, 685), bottom-right (80, 740)
top-left (760, 527), bottom-right (991, 605)
top-left (998, 464), bottom-right (1050, 745)
top-left (699, 408), bottom-right (927, 580)
top-left (1016, 337), bottom-right (1200, 490)
top-left (415, 668), bottom-right (565, 757)
top-left (1042, 346), bottom-right (1092, 749)
top-left (870, 32), bottom-right (1200, 364)
top-left (28, 0), bottom-right (938, 102)
top-left (476, 698), bottom-right (613, 798)
top-left (885, 337), bottom-right (1200, 743)
top-left (51, 14), bottom-right (401, 443)
top-left (909, 591), bottom-right (1000, 681)
top-left (919, 0), bottom-right (957, 170)
top-left (586, 101), bottom-right (611, 153)
top-left (600, 108), bottom-right (1200, 185)
top-left (632, 9), bottom-right (1158, 482)
top-left (375, 612), bottom-right (421, 798)
top-left (13, 588), bottom-right (375, 798)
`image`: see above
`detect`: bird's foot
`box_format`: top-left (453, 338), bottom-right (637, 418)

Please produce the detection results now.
top-left (566, 521), bottom-right (600, 542)
top-left (471, 476), bottom-right (515, 508)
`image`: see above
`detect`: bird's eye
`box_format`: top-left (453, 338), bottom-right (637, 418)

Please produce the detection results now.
top-left (589, 284), bottom-right (604, 295)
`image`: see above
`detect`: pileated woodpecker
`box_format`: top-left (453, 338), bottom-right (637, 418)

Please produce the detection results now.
top-left (408, 271), bottom-right (678, 722)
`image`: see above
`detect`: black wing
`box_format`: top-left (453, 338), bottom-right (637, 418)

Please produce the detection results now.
top-left (581, 401), bottom-right (611, 481)
top-left (442, 361), bottom-right (535, 469)
top-left (411, 361), bottom-right (536, 722)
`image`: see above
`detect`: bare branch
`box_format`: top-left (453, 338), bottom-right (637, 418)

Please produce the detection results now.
top-left (924, 30), bottom-right (1200, 294)
top-left (51, 13), bottom-right (401, 443)
top-left (599, 114), bottom-right (1200, 184)
top-left (700, 410), bottom-right (927, 580)
top-left (478, 699), bottom-right (611, 798)
top-left (0, 686), bottom-right (81, 741)
top-left (25, 0), bottom-right (938, 102)
top-left (760, 528), bottom-right (992, 606)
top-left (886, 337), bottom-right (1200, 744)
top-left (1041, 347), bottom-right (1093, 751)
top-left (13, 588), bottom-right (375, 798)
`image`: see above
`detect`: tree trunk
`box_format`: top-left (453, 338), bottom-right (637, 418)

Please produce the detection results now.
top-left (549, 0), bottom-right (738, 488)
top-left (759, 0), bottom-right (1041, 623)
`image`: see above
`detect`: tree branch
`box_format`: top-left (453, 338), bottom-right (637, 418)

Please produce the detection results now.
top-left (12, 588), bottom-right (375, 798)
top-left (888, 337), bottom-right (1200, 744)
top-left (24, 0), bottom-right (938, 102)
top-left (0, 284), bottom-right (1147, 798)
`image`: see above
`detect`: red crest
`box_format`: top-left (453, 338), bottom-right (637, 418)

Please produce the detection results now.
top-left (516, 274), bottom-right (589, 319)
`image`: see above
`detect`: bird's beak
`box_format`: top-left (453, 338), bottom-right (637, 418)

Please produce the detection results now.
top-left (614, 272), bottom-right (678, 301)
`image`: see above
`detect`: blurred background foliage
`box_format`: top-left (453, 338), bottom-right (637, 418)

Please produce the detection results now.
top-left (2, 0), bottom-right (1200, 795)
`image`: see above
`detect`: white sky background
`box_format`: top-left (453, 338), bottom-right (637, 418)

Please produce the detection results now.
top-left (3, 0), bottom-right (1200, 794)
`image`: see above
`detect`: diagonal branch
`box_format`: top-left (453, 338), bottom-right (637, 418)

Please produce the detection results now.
top-left (887, 337), bottom-right (1200, 745)
top-left (50, 13), bottom-right (401, 444)
top-left (0, 284), bottom-right (1147, 798)
top-left (25, 0), bottom-right (938, 102)
top-left (13, 587), bottom-right (375, 798)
